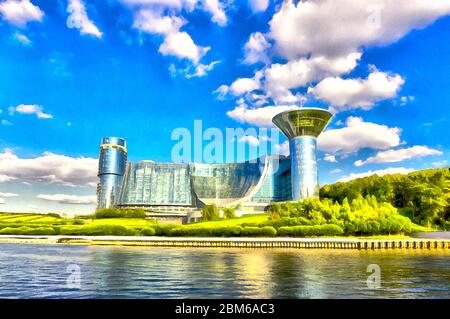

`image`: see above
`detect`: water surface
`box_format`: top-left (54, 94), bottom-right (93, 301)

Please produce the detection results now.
top-left (0, 243), bottom-right (448, 298)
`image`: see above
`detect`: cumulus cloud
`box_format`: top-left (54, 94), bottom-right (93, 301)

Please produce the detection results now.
top-left (317, 117), bottom-right (401, 155)
top-left (308, 71), bottom-right (404, 112)
top-left (226, 103), bottom-right (299, 127)
top-left (133, 10), bottom-right (186, 35)
top-left (269, 0), bottom-right (450, 59)
top-left (0, 192), bottom-right (19, 197)
top-left (338, 167), bottom-right (416, 183)
top-left (324, 154), bottom-right (337, 163)
top-left (243, 32), bottom-right (271, 65)
top-left (12, 104), bottom-right (52, 119)
top-left (202, 0), bottom-right (227, 26)
top-left (248, 0), bottom-right (269, 13)
top-left (121, 0), bottom-right (227, 66)
top-left (0, 149), bottom-right (98, 187)
top-left (218, 52), bottom-right (361, 104)
top-left (265, 52), bottom-right (361, 103)
top-left (0, 0), bottom-right (44, 27)
top-left (355, 146), bottom-right (443, 166)
top-left (66, 0), bottom-right (103, 38)
top-left (37, 194), bottom-right (96, 205)
top-left (159, 31), bottom-right (210, 64)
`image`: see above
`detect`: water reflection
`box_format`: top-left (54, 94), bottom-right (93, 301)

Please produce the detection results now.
top-left (0, 244), bottom-right (448, 298)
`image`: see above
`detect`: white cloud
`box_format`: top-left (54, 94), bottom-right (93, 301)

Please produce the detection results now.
top-left (274, 141), bottom-right (289, 156)
top-left (248, 0), bottom-right (269, 13)
top-left (122, 0), bottom-right (227, 66)
top-left (185, 60), bottom-right (220, 78)
top-left (0, 174), bottom-right (15, 182)
top-left (229, 76), bottom-right (261, 96)
top-left (265, 52), bottom-right (361, 103)
top-left (13, 31), bottom-right (31, 45)
top-left (0, 198), bottom-right (4, 204)
top-left (243, 32), bottom-right (271, 65)
top-left (37, 194), bottom-right (96, 205)
top-left (355, 146), bottom-right (443, 166)
top-left (1, 119), bottom-right (12, 126)
top-left (133, 9), bottom-right (185, 35)
top-left (330, 168), bottom-right (342, 174)
top-left (0, 192), bottom-right (19, 197)
top-left (269, 0), bottom-right (450, 59)
top-left (318, 117), bottom-right (401, 155)
top-left (308, 71), bottom-right (404, 112)
top-left (400, 95), bottom-right (415, 106)
top-left (66, 0), bottom-right (103, 38)
top-left (226, 103), bottom-right (299, 127)
top-left (338, 167), bottom-right (416, 183)
top-left (202, 0), bottom-right (227, 26)
top-left (324, 154), bottom-right (337, 163)
top-left (432, 160), bottom-right (448, 167)
top-left (0, 0), bottom-right (44, 27)
top-left (0, 149), bottom-right (98, 187)
top-left (13, 104), bottom-right (52, 119)
top-left (159, 31), bottom-right (210, 64)
top-left (238, 135), bottom-right (260, 147)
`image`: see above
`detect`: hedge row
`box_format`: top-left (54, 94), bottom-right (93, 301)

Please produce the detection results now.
top-left (0, 223), bottom-right (346, 237)
top-left (93, 208), bottom-right (147, 219)
top-left (277, 224), bottom-right (345, 237)
top-left (0, 224), bottom-right (156, 236)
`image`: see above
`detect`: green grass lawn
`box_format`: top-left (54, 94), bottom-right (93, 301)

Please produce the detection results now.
top-left (90, 218), bottom-right (155, 227)
top-left (0, 213), bottom-right (61, 224)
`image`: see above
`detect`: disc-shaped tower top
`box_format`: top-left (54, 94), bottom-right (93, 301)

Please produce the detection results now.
top-left (272, 108), bottom-right (333, 139)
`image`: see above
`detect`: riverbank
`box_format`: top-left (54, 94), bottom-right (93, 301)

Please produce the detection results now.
top-left (1, 235), bottom-right (449, 249)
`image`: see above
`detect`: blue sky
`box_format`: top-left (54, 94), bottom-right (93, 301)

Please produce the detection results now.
top-left (0, 0), bottom-right (449, 215)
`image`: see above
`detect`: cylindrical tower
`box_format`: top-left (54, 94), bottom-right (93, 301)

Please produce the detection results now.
top-left (272, 108), bottom-right (332, 201)
top-left (96, 137), bottom-right (127, 209)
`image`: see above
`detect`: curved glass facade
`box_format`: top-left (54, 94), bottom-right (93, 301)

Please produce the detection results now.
top-left (190, 159), bottom-right (264, 207)
top-left (251, 155), bottom-right (291, 203)
top-left (97, 137), bottom-right (127, 209)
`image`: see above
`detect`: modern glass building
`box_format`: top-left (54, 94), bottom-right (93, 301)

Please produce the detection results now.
top-left (96, 107), bottom-right (332, 212)
top-left (272, 108), bottom-right (333, 200)
top-left (96, 137), bottom-right (127, 209)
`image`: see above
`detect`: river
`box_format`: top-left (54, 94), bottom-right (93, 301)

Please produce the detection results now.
top-left (0, 243), bottom-right (448, 298)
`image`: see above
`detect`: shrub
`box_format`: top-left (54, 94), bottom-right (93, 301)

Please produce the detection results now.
top-left (211, 226), bottom-right (243, 237)
top-left (0, 226), bottom-right (33, 235)
top-left (140, 227), bottom-right (156, 236)
top-left (153, 224), bottom-right (178, 236)
top-left (223, 208), bottom-right (236, 219)
top-left (241, 226), bottom-right (277, 237)
top-left (94, 208), bottom-right (147, 219)
top-left (73, 219), bottom-right (85, 225)
top-left (202, 205), bottom-right (220, 221)
top-left (277, 224), bottom-right (344, 237)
